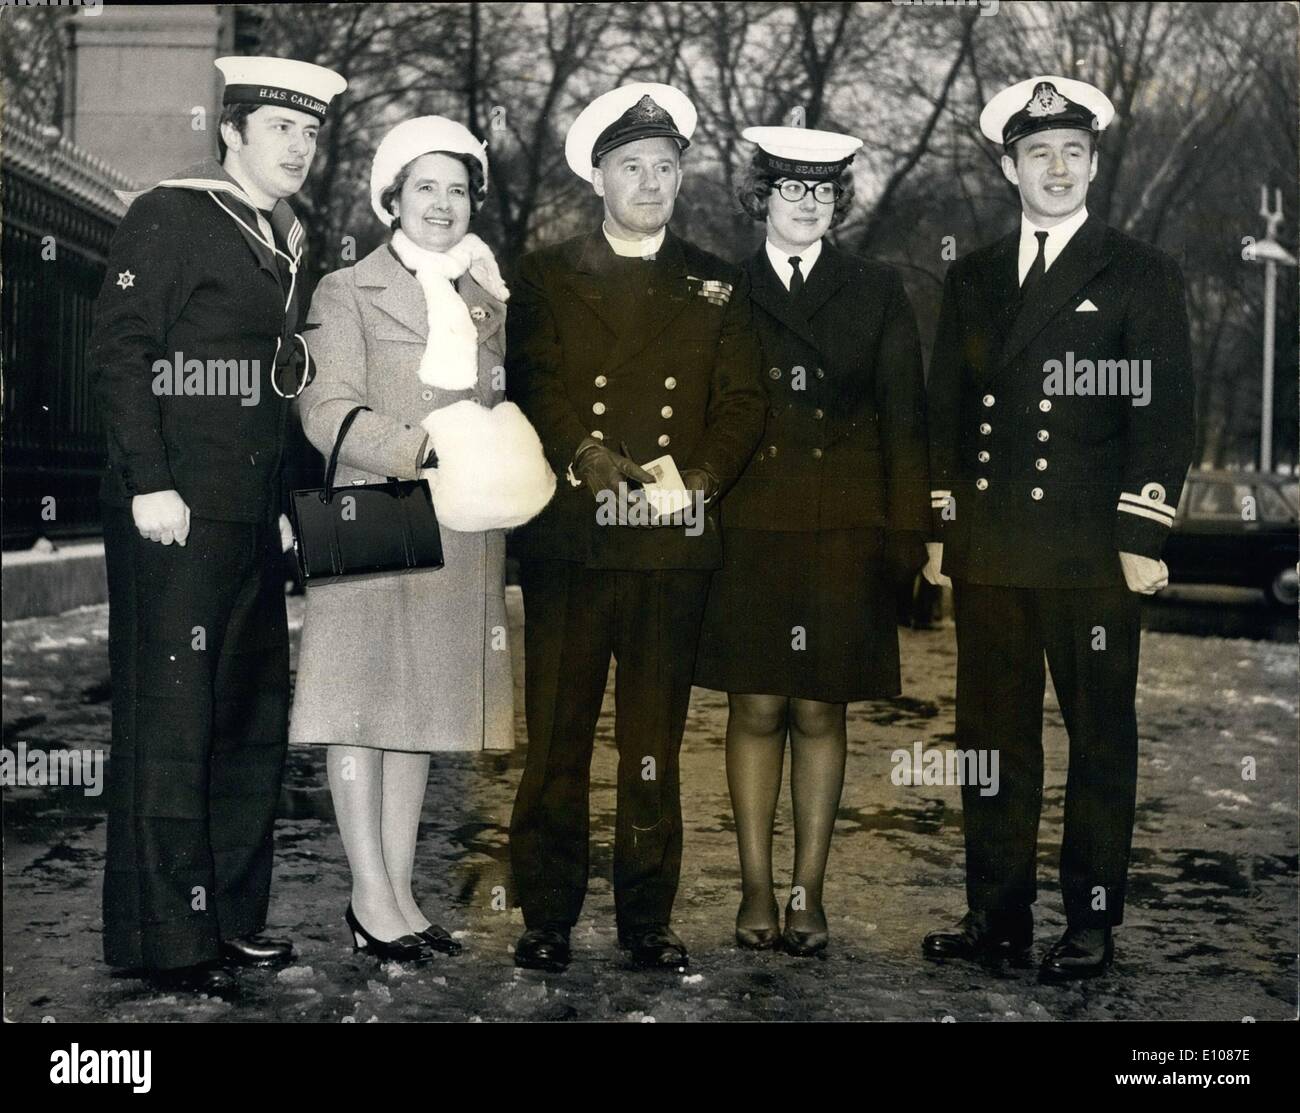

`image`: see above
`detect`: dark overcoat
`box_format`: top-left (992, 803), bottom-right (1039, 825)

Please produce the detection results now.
top-left (723, 241), bottom-right (931, 533)
top-left (506, 228), bottom-right (766, 570)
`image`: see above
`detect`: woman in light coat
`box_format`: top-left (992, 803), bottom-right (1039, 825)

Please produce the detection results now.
top-left (289, 116), bottom-right (554, 962)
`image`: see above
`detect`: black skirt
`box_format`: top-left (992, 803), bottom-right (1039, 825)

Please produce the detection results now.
top-left (694, 526), bottom-right (900, 702)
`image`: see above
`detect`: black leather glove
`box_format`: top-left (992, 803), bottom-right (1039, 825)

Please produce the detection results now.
top-left (884, 530), bottom-right (928, 590)
top-left (572, 438), bottom-right (655, 499)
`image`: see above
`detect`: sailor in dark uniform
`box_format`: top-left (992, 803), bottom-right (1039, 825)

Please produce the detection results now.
top-left (920, 77), bottom-right (1196, 981)
top-left (90, 56), bottom-right (346, 990)
top-left (507, 83), bottom-right (766, 973)
top-left (693, 125), bottom-right (930, 957)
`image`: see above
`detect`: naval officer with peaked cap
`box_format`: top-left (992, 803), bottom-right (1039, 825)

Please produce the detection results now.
top-left (920, 76), bottom-right (1196, 981)
top-left (90, 55), bottom-right (346, 990)
top-left (506, 82), bottom-right (766, 973)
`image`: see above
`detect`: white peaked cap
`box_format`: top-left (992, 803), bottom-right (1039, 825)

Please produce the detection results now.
top-left (370, 116), bottom-right (490, 227)
top-left (979, 75), bottom-right (1115, 146)
top-left (564, 82), bottom-right (697, 183)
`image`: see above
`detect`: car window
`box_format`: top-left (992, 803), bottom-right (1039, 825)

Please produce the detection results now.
top-left (1256, 484), bottom-right (1297, 523)
top-left (1187, 481), bottom-right (1252, 519)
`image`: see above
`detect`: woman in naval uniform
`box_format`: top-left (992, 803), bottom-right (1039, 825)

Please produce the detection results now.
top-left (694, 126), bottom-right (930, 956)
top-left (289, 116), bottom-right (554, 962)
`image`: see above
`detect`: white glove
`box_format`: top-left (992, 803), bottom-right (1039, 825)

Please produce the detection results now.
top-left (921, 541), bottom-right (951, 588)
top-left (132, 489), bottom-right (190, 546)
top-left (1118, 551), bottom-right (1168, 594)
top-left (278, 513), bottom-right (294, 553)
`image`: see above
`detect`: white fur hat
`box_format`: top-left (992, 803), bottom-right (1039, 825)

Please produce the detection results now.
top-left (370, 116), bottom-right (489, 226)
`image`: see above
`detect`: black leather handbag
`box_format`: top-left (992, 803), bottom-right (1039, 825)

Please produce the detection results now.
top-left (289, 405), bottom-right (444, 585)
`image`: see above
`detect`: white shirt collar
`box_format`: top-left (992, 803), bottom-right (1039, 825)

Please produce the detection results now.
top-left (1018, 206), bottom-right (1089, 284)
top-left (602, 222), bottom-right (665, 259)
top-left (764, 237), bottom-right (823, 291)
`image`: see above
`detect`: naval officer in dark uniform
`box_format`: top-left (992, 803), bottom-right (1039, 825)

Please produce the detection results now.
top-left (507, 83), bottom-right (766, 972)
top-left (920, 77), bottom-right (1196, 981)
top-left (694, 125), bottom-right (930, 956)
top-left (90, 56), bottom-right (346, 989)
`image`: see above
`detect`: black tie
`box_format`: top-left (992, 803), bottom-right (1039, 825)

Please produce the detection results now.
top-left (1021, 230), bottom-right (1048, 304)
top-left (789, 255), bottom-right (804, 297)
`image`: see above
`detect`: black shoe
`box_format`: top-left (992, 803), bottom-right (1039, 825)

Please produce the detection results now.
top-left (346, 904), bottom-right (437, 964)
top-left (781, 901), bottom-right (829, 957)
top-left (140, 962), bottom-right (239, 996)
top-left (736, 925), bottom-right (781, 951)
top-left (619, 925), bottom-right (688, 970)
top-left (220, 933), bottom-right (294, 968)
top-left (418, 924), bottom-right (463, 956)
top-left (735, 895), bottom-right (781, 950)
top-left (513, 926), bottom-right (571, 972)
top-left (922, 908), bottom-right (1033, 962)
top-left (1039, 925), bottom-right (1113, 983)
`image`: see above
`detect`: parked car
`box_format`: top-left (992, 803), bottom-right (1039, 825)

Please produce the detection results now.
top-left (1162, 470), bottom-right (1299, 608)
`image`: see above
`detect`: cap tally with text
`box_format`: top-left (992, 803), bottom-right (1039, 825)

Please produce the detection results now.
top-left (980, 76), bottom-right (1115, 148)
top-left (215, 56), bottom-right (348, 123)
top-left (565, 83), bottom-right (697, 183)
top-left (742, 125), bottom-right (863, 181)
top-left (370, 115), bottom-right (490, 226)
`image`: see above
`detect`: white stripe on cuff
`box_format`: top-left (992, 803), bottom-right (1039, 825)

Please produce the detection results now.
top-left (1117, 502), bottom-right (1175, 526)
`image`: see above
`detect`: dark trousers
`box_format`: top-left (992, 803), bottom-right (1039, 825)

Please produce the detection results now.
top-left (952, 580), bottom-right (1141, 927)
top-left (510, 559), bottom-right (712, 931)
top-left (101, 505), bottom-right (289, 970)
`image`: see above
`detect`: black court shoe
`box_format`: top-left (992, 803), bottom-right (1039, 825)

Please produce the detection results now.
top-left (781, 903), bottom-right (829, 958)
top-left (418, 924), bottom-right (463, 956)
top-left (346, 905), bottom-right (437, 963)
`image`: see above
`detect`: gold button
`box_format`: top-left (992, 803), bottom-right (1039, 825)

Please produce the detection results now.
top-left (1031, 487), bottom-right (1044, 500)
top-left (982, 394), bottom-right (995, 407)
top-left (978, 451), bottom-right (990, 463)
top-left (813, 408), bottom-right (824, 420)
top-left (664, 377), bottom-right (677, 389)
top-left (979, 422), bottom-right (991, 435)
top-left (815, 368), bottom-right (825, 380)
top-left (592, 401), bottom-right (606, 415)
top-left (1039, 399), bottom-right (1052, 412)
top-left (1035, 458), bottom-right (1048, 471)
top-left (658, 434), bottom-right (670, 447)
top-left (768, 445), bottom-right (778, 457)
top-left (594, 375), bottom-right (608, 388)
top-left (421, 389), bottom-right (433, 401)
top-left (592, 430), bottom-right (604, 440)
top-left (1037, 429), bottom-right (1049, 442)
top-left (976, 477), bottom-right (989, 491)
top-left (769, 367), bottom-right (782, 380)
top-left (812, 447), bottom-right (823, 460)
top-left (661, 406), bottom-right (673, 419)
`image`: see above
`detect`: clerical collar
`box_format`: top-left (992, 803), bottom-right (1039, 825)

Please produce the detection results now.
top-left (602, 222), bottom-right (665, 259)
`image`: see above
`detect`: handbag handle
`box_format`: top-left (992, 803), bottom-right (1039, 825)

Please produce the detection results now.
top-left (321, 405), bottom-right (401, 502)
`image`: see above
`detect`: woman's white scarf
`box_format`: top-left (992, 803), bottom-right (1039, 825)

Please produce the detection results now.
top-left (389, 228), bottom-right (510, 391)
